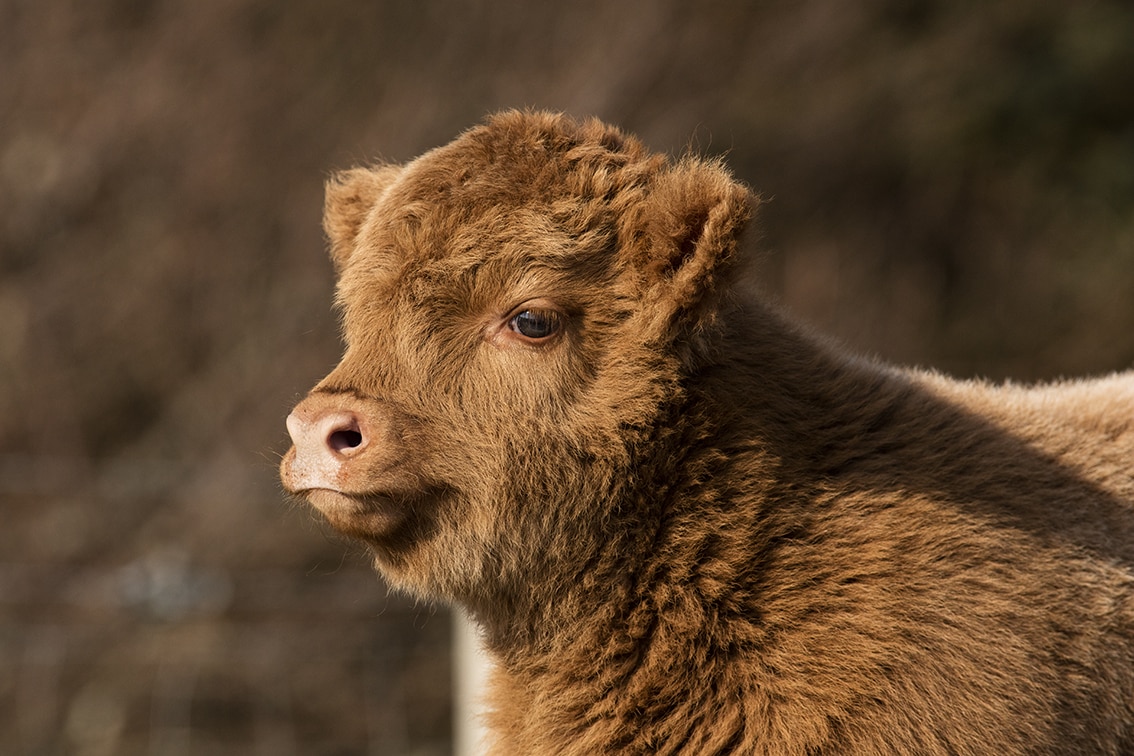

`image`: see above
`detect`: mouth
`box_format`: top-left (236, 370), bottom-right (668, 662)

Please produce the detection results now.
top-left (295, 487), bottom-right (411, 541)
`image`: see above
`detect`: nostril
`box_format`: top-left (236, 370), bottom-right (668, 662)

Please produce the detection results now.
top-left (329, 429), bottom-right (363, 452)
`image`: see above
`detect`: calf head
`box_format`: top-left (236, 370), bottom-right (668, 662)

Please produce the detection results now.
top-left (280, 111), bottom-right (753, 618)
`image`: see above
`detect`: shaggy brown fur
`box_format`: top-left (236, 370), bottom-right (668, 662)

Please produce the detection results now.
top-left (281, 110), bottom-right (1134, 754)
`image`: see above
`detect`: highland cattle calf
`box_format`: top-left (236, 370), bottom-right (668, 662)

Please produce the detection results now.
top-left (281, 110), bottom-right (1134, 754)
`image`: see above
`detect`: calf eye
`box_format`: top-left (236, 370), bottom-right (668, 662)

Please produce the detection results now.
top-left (509, 308), bottom-right (560, 340)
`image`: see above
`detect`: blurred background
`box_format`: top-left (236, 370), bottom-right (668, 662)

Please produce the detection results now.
top-left (2, 1), bottom-right (1133, 753)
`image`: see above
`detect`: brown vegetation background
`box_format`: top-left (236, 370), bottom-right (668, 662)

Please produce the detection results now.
top-left (2, 1), bottom-right (1132, 754)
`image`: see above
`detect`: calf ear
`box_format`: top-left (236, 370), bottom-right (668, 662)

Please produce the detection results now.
top-left (323, 164), bottom-right (403, 273)
top-left (625, 156), bottom-right (755, 340)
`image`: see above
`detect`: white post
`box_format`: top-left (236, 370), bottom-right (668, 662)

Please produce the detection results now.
top-left (453, 609), bottom-right (491, 756)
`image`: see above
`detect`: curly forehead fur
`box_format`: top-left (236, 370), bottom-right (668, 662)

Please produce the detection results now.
top-left (331, 112), bottom-right (749, 327)
top-left (282, 110), bottom-right (1134, 755)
